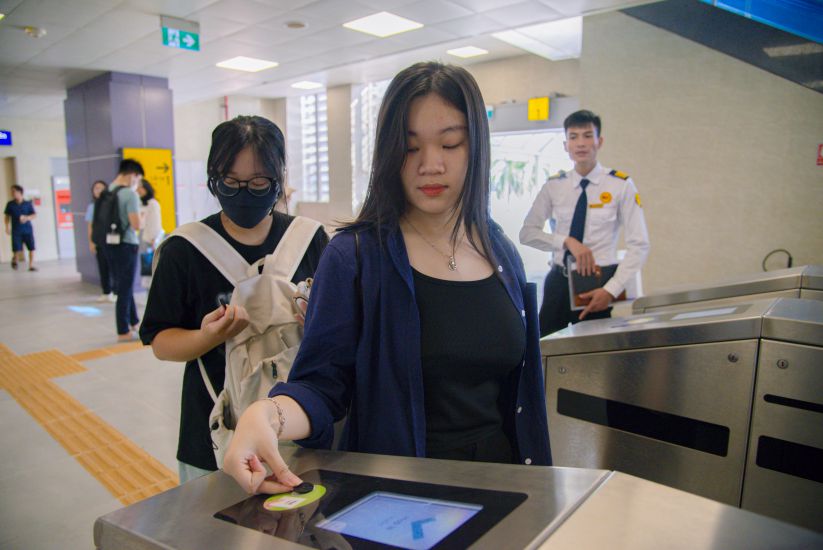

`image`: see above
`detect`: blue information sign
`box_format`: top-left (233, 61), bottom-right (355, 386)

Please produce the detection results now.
top-left (0, 130), bottom-right (11, 146)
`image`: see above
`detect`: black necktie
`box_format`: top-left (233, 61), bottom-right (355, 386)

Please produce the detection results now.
top-left (564, 178), bottom-right (590, 265)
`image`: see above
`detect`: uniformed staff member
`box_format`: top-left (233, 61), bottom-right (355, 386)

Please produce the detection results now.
top-left (519, 109), bottom-right (650, 336)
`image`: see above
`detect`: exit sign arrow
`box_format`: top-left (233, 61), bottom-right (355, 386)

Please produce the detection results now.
top-left (160, 15), bottom-right (200, 52)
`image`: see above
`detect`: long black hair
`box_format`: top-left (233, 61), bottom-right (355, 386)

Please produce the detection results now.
top-left (206, 115), bottom-right (285, 203)
top-left (351, 61), bottom-right (494, 262)
top-left (139, 179), bottom-right (155, 206)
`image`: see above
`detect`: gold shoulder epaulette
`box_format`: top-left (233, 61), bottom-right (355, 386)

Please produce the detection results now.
top-left (548, 170), bottom-right (567, 181)
top-left (609, 169), bottom-right (629, 180)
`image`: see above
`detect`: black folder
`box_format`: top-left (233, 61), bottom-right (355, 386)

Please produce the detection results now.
top-left (567, 263), bottom-right (625, 310)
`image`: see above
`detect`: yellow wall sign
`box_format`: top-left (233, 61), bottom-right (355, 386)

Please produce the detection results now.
top-left (527, 97), bottom-right (550, 121)
top-left (122, 148), bottom-right (176, 234)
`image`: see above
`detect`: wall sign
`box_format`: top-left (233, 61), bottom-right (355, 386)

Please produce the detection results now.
top-left (0, 130), bottom-right (12, 146)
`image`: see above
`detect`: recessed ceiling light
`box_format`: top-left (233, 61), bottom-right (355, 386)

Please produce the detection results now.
top-left (343, 11), bottom-right (423, 38)
top-left (493, 17), bottom-right (582, 61)
top-left (291, 80), bottom-right (323, 90)
top-left (216, 56), bottom-right (278, 72)
top-left (285, 20), bottom-right (307, 30)
top-left (446, 46), bottom-right (489, 59)
top-left (763, 43), bottom-right (823, 57)
top-left (0, 13), bottom-right (5, 22)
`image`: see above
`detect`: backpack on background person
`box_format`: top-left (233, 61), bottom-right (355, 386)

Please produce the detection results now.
top-left (91, 186), bottom-right (127, 246)
top-left (152, 216), bottom-right (321, 467)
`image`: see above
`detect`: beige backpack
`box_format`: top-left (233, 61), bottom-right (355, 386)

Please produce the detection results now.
top-left (154, 217), bottom-right (321, 467)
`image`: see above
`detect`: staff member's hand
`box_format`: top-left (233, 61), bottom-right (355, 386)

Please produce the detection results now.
top-left (201, 303), bottom-right (249, 343)
top-left (578, 288), bottom-right (614, 320)
top-left (223, 399), bottom-right (303, 495)
top-left (565, 238), bottom-right (595, 276)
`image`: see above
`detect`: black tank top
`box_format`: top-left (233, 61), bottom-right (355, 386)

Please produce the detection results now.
top-left (413, 268), bottom-right (526, 461)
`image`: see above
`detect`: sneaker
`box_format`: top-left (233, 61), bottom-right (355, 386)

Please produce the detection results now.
top-left (11, 260), bottom-right (18, 270)
top-left (28, 266), bottom-right (37, 272)
top-left (117, 332), bottom-right (140, 343)
top-left (96, 294), bottom-right (109, 302)
top-left (107, 293), bottom-right (117, 302)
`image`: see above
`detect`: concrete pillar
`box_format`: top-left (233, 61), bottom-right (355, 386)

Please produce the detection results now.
top-left (326, 85), bottom-right (353, 223)
top-left (65, 72), bottom-right (174, 285)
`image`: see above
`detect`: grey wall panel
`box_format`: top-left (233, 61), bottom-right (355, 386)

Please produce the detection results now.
top-left (143, 87), bottom-right (174, 150)
top-left (110, 72), bottom-right (142, 85)
top-left (82, 83), bottom-right (113, 158)
top-left (68, 160), bottom-right (97, 283)
top-left (64, 92), bottom-right (87, 160)
top-left (110, 82), bottom-right (144, 149)
top-left (140, 75), bottom-right (169, 89)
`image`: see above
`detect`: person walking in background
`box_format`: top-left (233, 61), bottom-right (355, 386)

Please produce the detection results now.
top-left (103, 159), bottom-right (143, 342)
top-left (519, 109), bottom-right (650, 336)
top-left (4, 184), bottom-right (37, 271)
top-left (137, 179), bottom-right (164, 286)
top-left (86, 180), bottom-right (116, 301)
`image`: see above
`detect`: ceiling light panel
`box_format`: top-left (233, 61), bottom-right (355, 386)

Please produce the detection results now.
top-left (291, 80), bottom-right (324, 89)
top-left (343, 11), bottom-right (423, 38)
top-left (493, 16), bottom-right (582, 60)
top-left (216, 56), bottom-right (279, 72)
top-left (447, 46), bottom-right (489, 58)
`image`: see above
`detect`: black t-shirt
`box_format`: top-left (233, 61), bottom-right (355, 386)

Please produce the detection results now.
top-left (139, 212), bottom-right (328, 470)
top-left (413, 269), bottom-right (526, 459)
top-left (4, 200), bottom-right (35, 234)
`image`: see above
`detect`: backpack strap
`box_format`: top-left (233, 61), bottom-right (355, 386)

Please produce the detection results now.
top-left (197, 358), bottom-right (218, 403)
top-left (262, 216), bottom-right (322, 280)
top-left (154, 222), bottom-right (249, 285)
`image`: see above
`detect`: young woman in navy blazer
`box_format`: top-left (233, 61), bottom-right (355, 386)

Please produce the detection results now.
top-left (224, 62), bottom-right (552, 495)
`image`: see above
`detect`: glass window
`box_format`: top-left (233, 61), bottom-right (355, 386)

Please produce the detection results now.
top-left (351, 80), bottom-right (390, 212)
top-left (300, 92), bottom-right (329, 202)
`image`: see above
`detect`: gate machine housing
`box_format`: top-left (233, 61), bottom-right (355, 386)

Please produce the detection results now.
top-left (541, 297), bottom-right (823, 532)
top-left (632, 265), bottom-right (823, 314)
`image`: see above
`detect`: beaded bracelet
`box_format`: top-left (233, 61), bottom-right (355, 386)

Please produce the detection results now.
top-left (266, 397), bottom-right (286, 439)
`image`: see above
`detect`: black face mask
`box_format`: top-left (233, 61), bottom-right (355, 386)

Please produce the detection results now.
top-left (217, 188), bottom-right (278, 229)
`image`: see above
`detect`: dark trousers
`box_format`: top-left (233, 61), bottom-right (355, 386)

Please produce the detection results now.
top-left (539, 267), bottom-right (612, 337)
top-left (104, 243), bottom-right (139, 335)
top-left (95, 248), bottom-right (115, 295)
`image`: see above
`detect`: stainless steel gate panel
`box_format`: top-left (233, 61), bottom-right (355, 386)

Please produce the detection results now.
top-left (545, 340), bottom-right (759, 505)
top-left (762, 296), bottom-right (823, 346)
top-left (742, 340), bottom-right (823, 532)
top-left (539, 472), bottom-right (823, 550)
top-left (541, 300), bottom-right (770, 357)
top-left (800, 289), bottom-right (823, 301)
top-left (632, 265), bottom-right (823, 314)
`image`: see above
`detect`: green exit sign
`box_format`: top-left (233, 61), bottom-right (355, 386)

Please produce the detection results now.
top-left (160, 15), bottom-right (200, 52)
top-left (163, 27), bottom-right (199, 51)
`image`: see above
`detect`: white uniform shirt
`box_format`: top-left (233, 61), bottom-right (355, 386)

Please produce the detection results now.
top-left (519, 163), bottom-right (650, 298)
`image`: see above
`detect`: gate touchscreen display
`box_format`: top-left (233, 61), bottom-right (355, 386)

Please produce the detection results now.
top-left (316, 492), bottom-right (481, 550)
top-left (214, 469), bottom-right (527, 549)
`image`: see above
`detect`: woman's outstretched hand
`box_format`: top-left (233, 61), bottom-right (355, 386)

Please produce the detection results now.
top-left (222, 399), bottom-right (303, 495)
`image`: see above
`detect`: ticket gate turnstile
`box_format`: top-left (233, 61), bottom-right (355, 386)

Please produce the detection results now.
top-left (632, 265), bottom-right (823, 314)
top-left (541, 297), bottom-right (823, 532)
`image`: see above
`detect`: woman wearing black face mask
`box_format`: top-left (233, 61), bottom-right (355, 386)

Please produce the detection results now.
top-left (139, 116), bottom-right (329, 483)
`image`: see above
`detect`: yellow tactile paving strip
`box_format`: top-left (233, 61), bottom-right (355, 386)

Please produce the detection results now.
top-left (0, 343), bottom-right (178, 505)
top-left (69, 340), bottom-right (144, 361)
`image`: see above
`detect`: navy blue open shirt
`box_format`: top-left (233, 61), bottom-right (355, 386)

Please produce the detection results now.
top-left (270, 222), bottom-right (552, 466)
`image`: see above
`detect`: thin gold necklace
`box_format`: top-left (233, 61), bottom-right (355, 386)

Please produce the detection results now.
top-left (405, 218), bottom-right (459, 271)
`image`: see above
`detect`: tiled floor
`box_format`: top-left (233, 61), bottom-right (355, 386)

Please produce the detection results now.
top-left (0, 259), bottom-right (184, 550)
